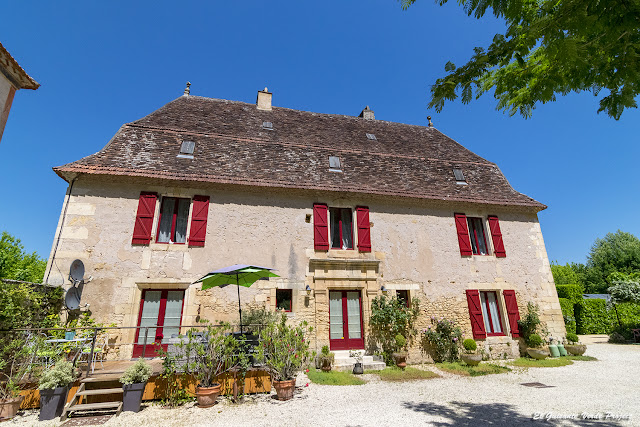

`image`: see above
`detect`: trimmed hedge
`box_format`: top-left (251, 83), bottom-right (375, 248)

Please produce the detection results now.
top-left (575, 299), bottom-right (614, 334)
top-left (556, 284), bottom-right (584, 304)
top-left (610, 302), bottom-right (640, 340)
top-left (558, 298), bottom-right (576, 334)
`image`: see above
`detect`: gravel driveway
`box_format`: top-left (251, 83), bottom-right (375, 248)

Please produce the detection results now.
top-left (10, 342), bottom-right (638, 426)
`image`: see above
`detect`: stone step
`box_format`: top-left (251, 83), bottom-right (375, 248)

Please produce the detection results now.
top-left (334, 360), bottom-right (387, 372)
top-left (77, 388), bottom-right (123, 396)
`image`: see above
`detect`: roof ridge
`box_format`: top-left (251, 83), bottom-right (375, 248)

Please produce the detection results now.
top-left (125, 123), bottom-right (495, 167)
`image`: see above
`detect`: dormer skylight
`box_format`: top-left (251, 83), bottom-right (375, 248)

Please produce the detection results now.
top-left (262, 121), bottom-right (274, 130)
top-left (366, 133), bottom-right (377, 140)
top-left (453, 168), bottom-right (467, 185)
top-left (329, 156), bottom-right (342, 172)
top-left (177, 140), bottom-right (195, 159)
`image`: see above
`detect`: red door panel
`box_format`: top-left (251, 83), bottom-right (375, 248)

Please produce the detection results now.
top-left (329, 290), bottom-right (364, 351)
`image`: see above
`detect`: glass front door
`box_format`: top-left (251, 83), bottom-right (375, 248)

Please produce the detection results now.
top-left (329, 290), bottom-right (364, 350)
top-left (133, 289), bottom-right (185, 358)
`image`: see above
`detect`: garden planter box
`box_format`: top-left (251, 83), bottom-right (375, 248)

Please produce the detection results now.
top-left (39, 386), bottom-right (69, 421)
top-left (122, 382), bottom-right (146, 412)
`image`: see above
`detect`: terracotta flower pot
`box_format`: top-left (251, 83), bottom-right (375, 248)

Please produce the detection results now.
top-left (527, 348), bottom-right (549, 360)
top-left (0, 395), bottom-right (24, 421)
top-left (272, 379), bottom-right (296, 401)
top-left (196, 383), bottom-right (222, 408)
top-left (392, 352), bottom-right (407, 370)
top-left (565, 344), bottom-right (587, 356)
top-left (461, 354), bottom-right (482, 366)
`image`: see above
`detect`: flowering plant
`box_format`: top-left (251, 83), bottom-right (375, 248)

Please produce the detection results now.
top-left (420, 317), bottom-right (463, 362)
top-left (256, 313), bottom-right (313, 381)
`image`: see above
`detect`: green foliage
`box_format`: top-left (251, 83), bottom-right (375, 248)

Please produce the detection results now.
top-left (38, 359), bottom-right (75, 390)
top-left (527, 334), bottom-right (543, 348)
top-left (517, 302), bottom-right (544, 346)
top-left (575, 299), bottom-right (613, 334)
top-left (321, 345), bottom-right (330, 356)
top-left (307, 368), bottom-right (366, 385)
top-left (0, 336), bottom-right (34, 399)
top-left (566, 333), bottom-right (579, 344)
top-left (155, 345), bottom-right (193, 407)
top-left (0, 282), bottom-right (63, 330)
top-left (558, 298), bottom-right (576, 334)
top-left (179, 322), bottom-right (246, 388)
top-left (400, 1), bottom-right (640, 119)
top-left (257, 315), bottom-right (312, 381)
top-left (609, 302), bottom-right (640, 340)
top-left (462, 338), bottom-right (477, 353)
top-left (120, 358), bottom-right (153, 385)
top-left (555, 284), bottom-right (584, 305)
top-left (421, 317), bottom-right (463, 363)
top-left (317, 346), bottom-right (334, 369)
top-left (436, 362), bottom-right (511, 377)
top-left (510, 357), bottom-right (574, 368)
top-left (240, 307), bottom-right (281, 333)
top-left (0, 231), bottom-right (47, 282)
top-left (608, 332), bottom-right (626, 343)
top-left (585, 231), bottom-right (640, 293)
top-left (394, 334), bottom-right (407, 351)
top-left (565, 355), bottom-right (597, 361)
top-left (369, 295), bottom-right (419, 364)
top-left (551, 264), bottom-right (580, 286)
top-left (608, 281), bottom-right (640, 304)
top-left (370, 366), bottom-right (439, 382)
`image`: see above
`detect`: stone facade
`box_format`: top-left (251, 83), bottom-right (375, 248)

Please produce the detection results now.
top-left (45, 174), bottom-right (565, 361)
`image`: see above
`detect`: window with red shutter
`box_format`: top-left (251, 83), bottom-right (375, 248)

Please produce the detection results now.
top-left (488, 216), bottom-right (506, 258)
top-left (132, 192), bottom-right (157, 245)
top-left (502, 290), bottom-right (521, 337)
top-left (465, 290), bottom-right (487, 339)
top-left (313, 204), bottom-right (329, 251)
top-left (188, 195), bottom-right (210, 247)
top-left (455, 213), bottom-right (473, 256)
top-left (356, 206), bottom-right (371, 252)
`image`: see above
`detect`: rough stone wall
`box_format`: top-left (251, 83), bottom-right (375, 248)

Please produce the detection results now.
top-left (45, 176), bottom-right (564, 361)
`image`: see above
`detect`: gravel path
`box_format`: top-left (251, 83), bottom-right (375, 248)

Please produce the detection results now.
top-left (9, 343), bottom-right (638, 426)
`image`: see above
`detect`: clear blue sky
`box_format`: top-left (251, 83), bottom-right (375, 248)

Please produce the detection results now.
top-left (1, 1), bottom-right (638, 265)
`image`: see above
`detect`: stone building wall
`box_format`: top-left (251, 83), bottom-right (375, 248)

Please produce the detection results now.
top-left (45, 175), bottom-right (564, 361)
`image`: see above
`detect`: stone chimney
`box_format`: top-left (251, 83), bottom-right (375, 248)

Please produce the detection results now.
top-left (359, 105), bottom-right (375, 120)
top-left (256, 87), bottom-right (272, 111)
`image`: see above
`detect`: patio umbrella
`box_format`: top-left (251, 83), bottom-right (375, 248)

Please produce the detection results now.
top-left (193, 264), bottom-right (279, 333)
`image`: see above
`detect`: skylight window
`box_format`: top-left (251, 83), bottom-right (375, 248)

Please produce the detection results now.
top-left (329, 156), bottom-right (342, 172)
top-left (453, 168), bottom-right (467, 185)
top-left (262, 121), bottom-right (273, 130)
top-left (177, 140), bottom-right (195, 159)
top-left (366, 133), bottom-right (377, 140)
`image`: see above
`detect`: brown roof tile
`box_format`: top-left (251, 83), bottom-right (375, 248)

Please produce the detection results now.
top-left (54, 95), bottom-right (545, 210)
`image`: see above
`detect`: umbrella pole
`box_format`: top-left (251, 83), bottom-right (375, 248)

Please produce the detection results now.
top-left (237, 272), bottom-right (243, 334)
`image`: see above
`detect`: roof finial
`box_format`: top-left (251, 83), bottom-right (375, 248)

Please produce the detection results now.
top-left (427, 116), bottom-right (433, 127)
top-left (184, 82), bottom-right (191, 96)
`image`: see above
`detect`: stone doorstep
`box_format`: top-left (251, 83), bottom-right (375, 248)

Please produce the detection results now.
top-left (331, 350), bottom-right (387, 371)
top-left (334, 360), bottom-right (386, 372)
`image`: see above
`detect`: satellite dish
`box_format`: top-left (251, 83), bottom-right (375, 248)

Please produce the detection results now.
top-left (65, 287), bottom-right (81, 310)
top-left (69, 259), bottom-right (85, 284)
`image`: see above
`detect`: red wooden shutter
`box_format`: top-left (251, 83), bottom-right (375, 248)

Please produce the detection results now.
top-left (503, 290), bottom-right (521, 338)
top-left (465, 290), bottom-right (487, 339)
top-left (132, 192), bottom-right (157, 245)
top-left (356, 206), bottom-right (371, 252)
top-left (313, 204), bottom-right (329, 251)
top-left (488, 216), bottom-right (506, 257)
top-left (188, 195), bottom-right (210, 247)
top-left (454, 213), bottom-right (472, 256)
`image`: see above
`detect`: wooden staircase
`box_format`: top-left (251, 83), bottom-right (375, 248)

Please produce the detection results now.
top-left (61, 379), bottom-right (123, 421)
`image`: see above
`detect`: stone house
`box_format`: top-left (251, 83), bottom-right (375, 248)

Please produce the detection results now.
top-left (45, 87), bottom-right (565, 361)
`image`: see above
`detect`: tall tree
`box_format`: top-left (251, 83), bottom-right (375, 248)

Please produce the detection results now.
top-left (550, 263), bottom-right (580, 285)
top-left (585, 230), bottom-right (640, 293)
top-left (401, 0), bottom-right (640, 119)
top-left (0, 231), bottom-right (47, 283)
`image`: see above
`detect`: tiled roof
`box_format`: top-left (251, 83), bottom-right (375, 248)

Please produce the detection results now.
top-left (54, 95), bottom-right (545, 210)
top-left (0, 42), bottom-right (39, 90)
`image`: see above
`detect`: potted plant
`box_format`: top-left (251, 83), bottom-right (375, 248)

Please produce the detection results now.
top-left (257, 314), bottom-right (312, 401)
top-left (525, 334), bottom-right (548, 360)
top-left (180, 322), bottom-right (243, 408)
top-left (0, 337), bottom-right (32, 421)
top-left (349, 350), bottom-right (364, 375)
top-left (461, 338), bottom-right (482, 366)
top-left (392, 334), bottom-right (408, 370)
top-left (38, 359), bottom-right (75, 421)
top-left (317, 346), bottom-right (334, 372)
top-left (564, 333), bottom-right (587, 356)
top-left (119, 358), bottom-right (152, 412)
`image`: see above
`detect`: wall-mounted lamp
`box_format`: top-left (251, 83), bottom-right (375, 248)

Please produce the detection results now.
top-left (381, 285), bottom-right (388, 294)
top-left (305, 284), bottom-right (312, 296)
